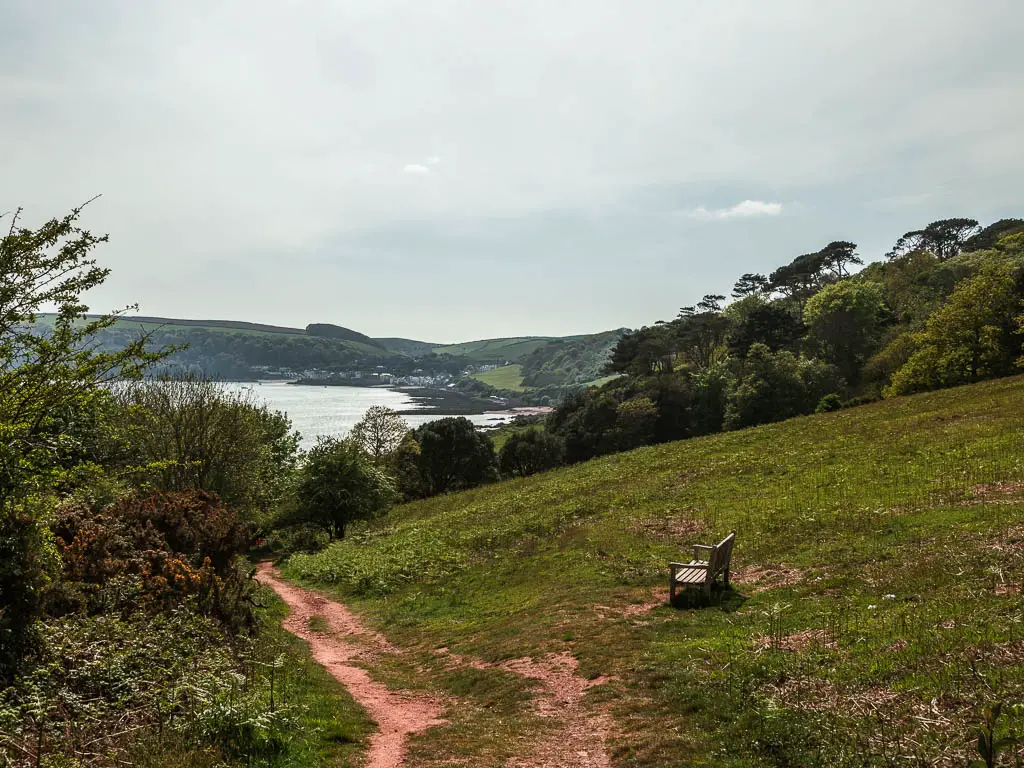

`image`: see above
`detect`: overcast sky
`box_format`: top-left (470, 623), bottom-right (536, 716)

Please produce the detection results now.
top-left (4, 1), bottom-right (1023, 342)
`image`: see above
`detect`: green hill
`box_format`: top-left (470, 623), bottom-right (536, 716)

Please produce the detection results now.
top-left (470, 363), bottom-right (528, 391)
top-left (432, 336), bottom-right (569, 363)
top-left (42, 314), bottom-right (614, 381)
top-left (284, 376), bottom-right (1024, 766)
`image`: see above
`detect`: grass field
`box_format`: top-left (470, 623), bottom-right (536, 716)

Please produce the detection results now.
top-left (433, 337), bottom-right (567, 363)
top-left (470, 363), bottom-right (527, 391)
top-left (286, 376), bottom-right (1024, 765)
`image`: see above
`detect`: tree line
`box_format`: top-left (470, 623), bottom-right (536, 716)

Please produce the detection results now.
top-left (539, 216), bottom-right (1024, 464)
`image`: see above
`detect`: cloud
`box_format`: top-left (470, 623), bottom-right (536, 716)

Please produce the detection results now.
top-left (426, 156), bottom-right (441, 165)
top-left (403, 163), bottom-right (430, 174)
top-left (688, 200), bottom-right (783, 219)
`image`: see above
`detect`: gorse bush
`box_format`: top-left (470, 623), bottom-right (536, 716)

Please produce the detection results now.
top-left (47, 490), bottom-right (255, 629)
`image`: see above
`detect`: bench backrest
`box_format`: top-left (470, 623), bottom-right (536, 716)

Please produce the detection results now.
top-left (709, 532), bottom-right (736, 576)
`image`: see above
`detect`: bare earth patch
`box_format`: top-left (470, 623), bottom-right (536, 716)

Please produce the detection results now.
top-left (593, 588), bottom-right (665, 622)
top-left (733, 563), bottom-right (808, 593)
top-left (964, 481), bottom-right (1024, 506)
top-left (754, 628), bottom-right (834, 653)
top-left (629, 513), bottom-right (707, 542)
top-left (257, 563), bottom-right (445, 768)
top-left (435, 648), bottom-right (614, 767)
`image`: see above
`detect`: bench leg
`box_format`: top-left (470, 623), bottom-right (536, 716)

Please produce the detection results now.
top-left (669, 577), bottom-right (676, 602)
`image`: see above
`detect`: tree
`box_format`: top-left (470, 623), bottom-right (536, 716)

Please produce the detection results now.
top-left (962, 219), bottom-right (1024, 253)
top-left (412, 417), bottom-right (498, 495)
top-left (768, 242), bottom-right (859, 302)
top-left (391, 431), bottom-right (426, 500)
top-left (674, 310), bottom-right (731, 372)
top-left (726, 298), bottom-right (805, 357)
top-left (732, 273), bottom-right (770, 298)
top-left (498, 429), bottom-right (565, 478)
top-left (803, 280), bottom-right (888, 383)
top-left (351, 406), bottom-right (409, 463)
top-left (293, 437), bottom-right (396, 539)
top-left (724, 344), bottom-right (844, 430)
top-left (697, 294), bottom-right (726, 313)
top-left (0, 203), bottom-right (160, 678)
top-left (608, 396), bottom-right (658, 451)
top-left (116, 374), bottom-right (300, 527)
top-left (817, 241), bottom-right (862, 279)
top-left (769, 251), bottom-right (831, 302)
top-left (887, 218), bottom-right (980, 261)
top-left (607, 325), bottom-right (676, 376)
top-left (886, 263), bottom-right (1023, 396)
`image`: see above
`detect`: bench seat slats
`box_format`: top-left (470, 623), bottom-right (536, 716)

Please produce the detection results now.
top-left (674, 569), bottom-right (707, 584)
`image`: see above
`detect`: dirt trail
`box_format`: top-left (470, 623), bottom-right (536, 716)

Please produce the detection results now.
top-left (436, 648), bottom-right (614, 767)
top-left (259, 562), bottom-right (614, 767)
top-left (256, 563), bottom-right (445, 768)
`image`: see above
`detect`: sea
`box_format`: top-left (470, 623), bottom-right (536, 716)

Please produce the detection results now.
top-left (223, 380), bottom-right (512, 450)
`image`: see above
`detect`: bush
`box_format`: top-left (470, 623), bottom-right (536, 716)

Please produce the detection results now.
top-left (498, 429), bottom-right (565, 478)
top-left (0, 606), bottom-right (304, 766)
top-left (290, 437), bottom-right (396, 539)
top-left (411, 418), bottom-right (498, 496)
top-left (116, 375), bottom-right (300, 527)
top-left (47, 491), bottom-right (254, 629)
top-left (815, 393), bottom-right (843, 413)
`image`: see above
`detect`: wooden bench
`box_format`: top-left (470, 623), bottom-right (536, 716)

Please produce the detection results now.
top-left (669, 532), bottom-right (736, 601)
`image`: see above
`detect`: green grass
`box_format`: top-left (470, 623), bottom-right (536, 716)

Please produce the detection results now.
top-left (471, 364), bottom-right (527, 391)
top-left (433, 337), bottom-right (569, 363)
top-left (284, 376), bottom-right (1024, 766)
top-left (581, 373), bottom-right (622, 388)
top-left (486, 419), bottom-right (544, 452)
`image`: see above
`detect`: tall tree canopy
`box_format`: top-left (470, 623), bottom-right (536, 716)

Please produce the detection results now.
top-left (412, 417), bottom-right (498, 495)
top-left (804, 280), bottom-right (888, 384)
top-left (351, 405), bottom-right (409, 464)
top-left (886, 263), bottom-right (1023, 395)
top-left (0, 204), bottom-right (159, 676)
top-left (887, 218), bottom-right (980, 261)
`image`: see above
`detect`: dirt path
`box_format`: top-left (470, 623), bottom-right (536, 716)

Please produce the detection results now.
top-left (435, 648), bottom-right (614, 767)
top-left (256, 563), bottom-right (445, 768)
top-left (258, 562), bottom-right (614, 767)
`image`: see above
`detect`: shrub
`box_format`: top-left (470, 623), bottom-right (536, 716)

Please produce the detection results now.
top-left (498, 429), bottom-right (565, 478)
top-left (47, 491), bottom-right (254, 628)
top-left (815, 393), bottom-right (843, 413)
top-left (116, 375), bottom-right (300, 527)
top-left (412, 418), bottom-right (498, 496)
top-left (291, 437), bottom-right (396, 539)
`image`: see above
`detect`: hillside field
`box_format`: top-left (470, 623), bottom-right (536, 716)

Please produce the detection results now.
top-left (470, 363), bottom-right (528, 391)
top-left (284, 375), bottom-right (1024, 766)
top-left (433, 337), bottom-right (566, 363)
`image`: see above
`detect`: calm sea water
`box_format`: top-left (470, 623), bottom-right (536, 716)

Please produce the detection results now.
top-left (224, 381), bottom-right (509, 449)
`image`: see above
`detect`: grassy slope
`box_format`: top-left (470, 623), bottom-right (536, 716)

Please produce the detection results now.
top-left (432, 337), bottom-right (564, 362)
top-left (286, 375), bottom-right (1024, 766)
top-left (471, 363), bottom-right (528, 391)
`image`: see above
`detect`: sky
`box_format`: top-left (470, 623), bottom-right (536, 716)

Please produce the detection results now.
top-left (3, 1), bottom-right (1024, 342)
